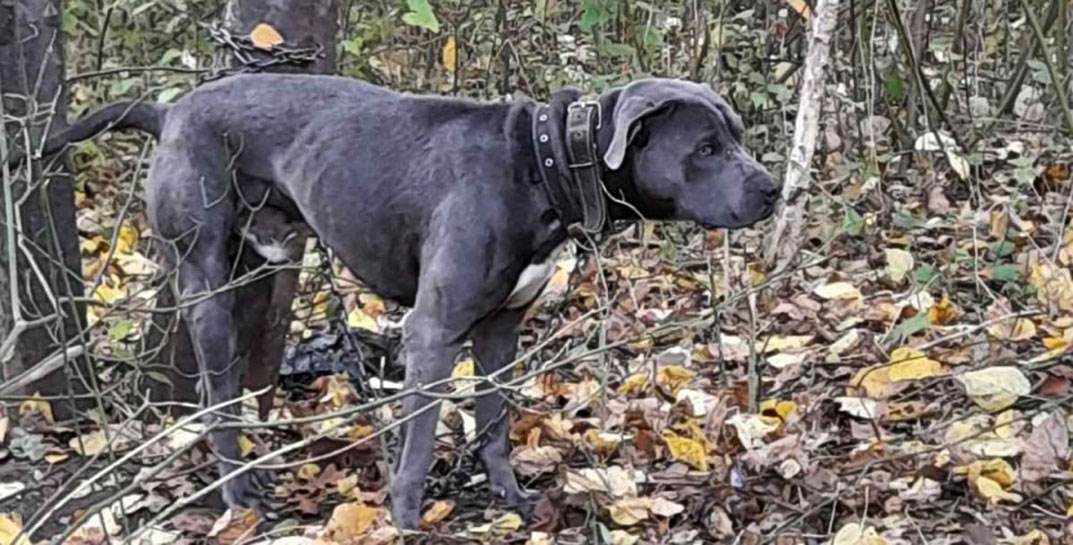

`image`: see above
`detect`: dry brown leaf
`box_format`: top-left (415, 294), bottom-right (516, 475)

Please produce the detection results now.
top-left (208, 508), bottom-right (258, 545)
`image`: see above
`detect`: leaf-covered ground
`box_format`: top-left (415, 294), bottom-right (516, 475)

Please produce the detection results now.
top-left (2, 2), bottom-right (1073, 544)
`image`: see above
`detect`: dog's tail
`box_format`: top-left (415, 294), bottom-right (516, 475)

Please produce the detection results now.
top-left (6, 101), bottom-right (167, 165)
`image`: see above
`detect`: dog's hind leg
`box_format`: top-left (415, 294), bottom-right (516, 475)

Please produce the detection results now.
top-left (175, 239), bottom-right (269, 509)
top-left (470, 308), bottom-right (536, 516)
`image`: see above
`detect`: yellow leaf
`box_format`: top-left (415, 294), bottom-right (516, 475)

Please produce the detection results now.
top-left (360, 293), bottom-right (386, 318)
top-left (114, 222), bottom-right (139, 255)
top-left (759, 399), bottom-right (798, 426)
top-left (662, 432), bottom-right (708, 471)
top-left (80, 235), bottom-right (106, 255)
top-left (327, 502), bottom-right (379, 538)
top-left (238, 434), bottom-right (256, 457)
top-left (994, 410), bottom-right (1015, 438)
top-left (850, 365), bottom-right (894, 399)
top-left (44, 452), bottom-right (68, 464)
top-left (887, 347), bottom-right (944, 382)
top-left (420, 500), bottom-right (454, 527)
top-left (346, 307), bottom-right (379, 333)
top-left (92, 283), bottom-right (125, 305)
top-left (973, 474), bottom-right (1023, 504)
top-left (442, 36), bottom-right (457, 72)
top-left (832, 523), bottom-right (887, 545)
top-left (885, 249), bottom-right (914, 283)
top-left (655, 365), bottom-right (693, 395)
top-left (297, 463), bottom-right (320, 480)
top-left (617, 373), bottom-right (649, 396)
top-left (956, 458), bottom-right (1016, 488)
top-left (762, 334), bottom-right (814, 353)
top-left (784, 0), bottom-right (811, 19)
top-left (608, 497), bottom-right (650, 526)
top-left (70, 430), bottom-right (109, 456)
top-left (0, 513), bottom-right (31, 545)
top-left (249, 23), bottom-right (284, 49)
top-left (18, 394), bottom-right (53, 424)
top-left (452, 358), bottom-right (474, 379)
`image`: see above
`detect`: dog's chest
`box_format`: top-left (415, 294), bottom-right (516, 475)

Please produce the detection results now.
top-left (505, 243), bottom-right (566, 309)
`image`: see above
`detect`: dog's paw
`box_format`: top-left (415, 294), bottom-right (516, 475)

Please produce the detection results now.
top-left (493, 485), bottom-right (538, 520)
top-left (221, 470), bottom-right (274, 514)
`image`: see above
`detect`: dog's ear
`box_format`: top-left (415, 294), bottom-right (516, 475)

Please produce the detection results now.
top-left (604, 80), bottom-right (744, 170)
top-left (604, 91), bottom-right (674, 171)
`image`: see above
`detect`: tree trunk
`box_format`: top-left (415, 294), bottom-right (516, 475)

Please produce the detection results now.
top-left (763, 0), bottom-right (838, 271)
top-left (0, 0), bottom-right (87, 419)
top-left (146, 0), bottom-right (338, 418)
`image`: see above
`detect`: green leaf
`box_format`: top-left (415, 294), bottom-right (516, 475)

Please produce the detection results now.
top-left (580, 0), bottom-right (615, 32)
top-left (401, 0), bottom-right (440, 33)
top-left (885, 77), bottom-right (905, 101)
top-left (107, 320), bottom-right (133, 342)
top-left (913, 263), bottom-right (936, 285)
top-left (843, 207), bottom-right (864, 236)
top-left (990, 264), bottom-right (1021, 283)
top-left (157, 87), bottom-right (184, 104)
top-left (893, 313), bottom-right (930, 341)
top-left (990, 240), bottom-right (1015, 258)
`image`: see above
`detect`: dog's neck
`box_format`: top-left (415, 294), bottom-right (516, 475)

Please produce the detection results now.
top-left (534, 88), bottom-right (674, 237)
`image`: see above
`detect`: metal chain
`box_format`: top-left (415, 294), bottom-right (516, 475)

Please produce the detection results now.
top-left (203, 23), bottom-right (323, 77)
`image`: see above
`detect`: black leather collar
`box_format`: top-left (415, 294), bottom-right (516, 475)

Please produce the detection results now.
top-left (531, 98), bottom-right (608, 239)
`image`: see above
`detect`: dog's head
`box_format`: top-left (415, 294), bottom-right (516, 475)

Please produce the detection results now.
top-left (601, 79), bottom-right (777, 229)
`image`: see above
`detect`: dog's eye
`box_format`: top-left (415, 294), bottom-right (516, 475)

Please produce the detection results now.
top-left (698, 143), bottom-right (716, 157)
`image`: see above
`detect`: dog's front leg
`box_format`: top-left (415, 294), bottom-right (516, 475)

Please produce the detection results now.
top-left (390, 310), bottom-right (464, 529)
top-left (471, 308), bottom-right (535, 516)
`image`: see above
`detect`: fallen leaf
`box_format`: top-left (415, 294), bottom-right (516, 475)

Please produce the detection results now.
top-left (727, 413), bottom-right (779, 450)
top-left (813, 281), bottom-right (863, 302)
top-left (609, 530), bottom-right (640, 545)
top-left (326, 502), bottom-right (379, 538)
top-left (885, 249), bottom-right (914, 283)
top-left (662, 432), bottom-right (709, 471)
top-left (420, 500), bottom-right (454, 527)
top-left (655, 365), bottom-right (693, 395)
top-left (249, 23), bottom-right (284, 49)
top-left (468, 512), bottom-right (522, 534)
top-left (208, 508), bottom-right (258, 545)
top-left (835, 397), bottom-right (879, 420)
top-left (18, 394), bottom-right (53, 424)
top-left (442, 36), bottom-right (456, 72)
top-left (649, 497), bottom-right (684, 517)
top-left (608, 497), bottom-right (650, 526)
top-left (831, 522), bottom-right (887, 545)
top-left (69, 429), bottom-right (110, 456)
top-left (0, 513), bottom-right (31, 545)
top-left (955, 367), bottom-right (1030, 412)
top-left (887, 346), bottom-right (944, 382)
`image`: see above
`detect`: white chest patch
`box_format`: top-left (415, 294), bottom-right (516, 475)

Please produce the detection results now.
top-left (505, 243), bottom-right (566, 309)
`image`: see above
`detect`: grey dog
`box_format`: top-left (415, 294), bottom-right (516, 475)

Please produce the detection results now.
top-left (26, 74), bottom-right (776, 528)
